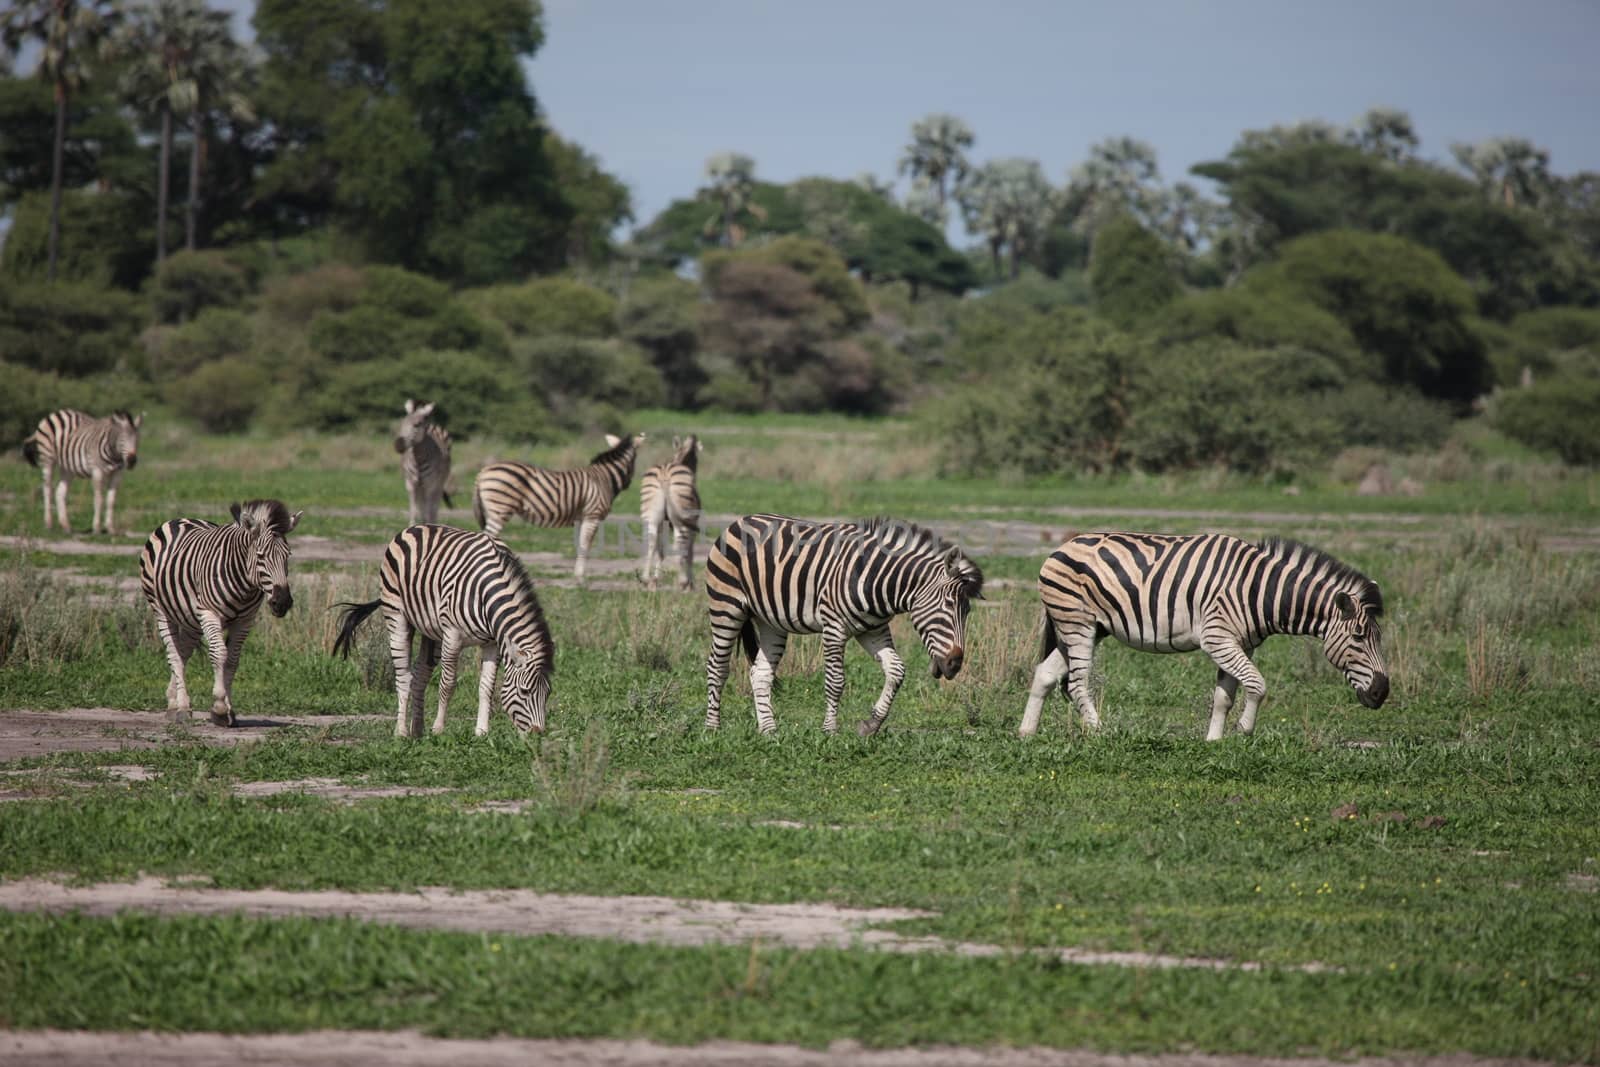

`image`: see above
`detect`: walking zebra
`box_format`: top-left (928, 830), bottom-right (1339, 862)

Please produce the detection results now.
top-left (395, 399), bottom-right (453, 524)
top-left (139, 500), bottom-right (304, 726)
top-left (640, 434), bottom-right (703, 590)
top-left (22, 409), bottom-right (143, 535)
top-left (333, 525), bottom-right (554, 738)
top-left (472, 432), bottom-right (644, 581)
top-left (704, 514), bottom-right (984, 736)
top-left (1020, 533), bottom-right (1389, 741)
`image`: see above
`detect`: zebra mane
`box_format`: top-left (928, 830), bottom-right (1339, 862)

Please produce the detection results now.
top-left (111, 410), bottom-right (138, 425)
top-left (1256, 536), bottom-right (1383, 616)
top-left (233, 499), bottom-right (295, 536)
top-left (588, 435), bottom-right (639, 466)
top-left (490, 540), bottom-right (555, 667)
top-left (859, 517), bottom-right (984, 596)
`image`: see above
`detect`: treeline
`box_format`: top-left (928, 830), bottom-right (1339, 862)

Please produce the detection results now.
top-left (3, 2), bottom-right (1599, 470)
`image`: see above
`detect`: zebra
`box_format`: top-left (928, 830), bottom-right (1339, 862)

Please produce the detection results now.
top-left (21, 409), bottom-right (143, 536)
top-left (395, 398), bottom-right (453, 525)
top-left (704, 514), bottom-right (984, 736)
top-left (333, 525), bottom-right (554, 738)
top-left (139, 499), bottom-right (304, 726)
top-left (1019, 533), bottom-right (1389, 741)
top-left (472, 432), bottom-right (644, 582)
top-left (639, 434), bottom-right (703, 590)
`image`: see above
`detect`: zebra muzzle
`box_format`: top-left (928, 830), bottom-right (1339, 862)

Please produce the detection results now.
top-left (269, 587), bottom-right (294, 617)
top-left (124, 455), bottom-right (138, 470)
top-left (1358, 673), bottom-right (1390, 709)
top-left (932, 646), bottom-right (965, 680)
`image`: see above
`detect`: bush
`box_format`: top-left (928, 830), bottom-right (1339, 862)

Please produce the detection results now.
top-left (1492, 378), bottom-right (1600, 465)
top-left (516, 337), bottom-right (666, 414)
top-left (1158, 285), bottom-right (1363, 373)
top-left (466, 277), bottom-right (618, 339)
top-left (168, 357), bottom-right (271, 433)
top-left (0, 189), bottom-right (151, 289)
top-left (262, 263), bottom-right (366, 324)
top-left (0, 363), bottom-right (146, 447)
top-left (1318, 383), bottom-right (1455, 452)
top-left (618, 274), bottom-right (703, 407)
top-left (0, 282), bottom-right (145, 377)
top-left (360, 265), bottom-right (450, 318)
top-left (142, 308), bottom-right (253, 379)
top-left (147, 251), bottom-right (250, 324)
top-left (1089, 214), bottom-right (1180, 328)
top-left (1509, 307), bottom-right (1600, 353)
top-left (306, 350), bottom-right (548, 441)
top-left (308, 305), bottom-right (408, 363)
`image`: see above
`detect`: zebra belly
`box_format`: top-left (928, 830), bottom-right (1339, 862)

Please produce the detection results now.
top-left (1109, 627), bottom-right (1202, 654)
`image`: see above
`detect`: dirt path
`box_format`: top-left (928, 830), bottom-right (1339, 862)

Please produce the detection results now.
top-left (0, 708), bottom-right (381, 762)
top-left (0, 1029), bottom-right (1560, 1067)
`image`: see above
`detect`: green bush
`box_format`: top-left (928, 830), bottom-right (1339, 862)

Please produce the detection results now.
top-left (306, 350), bottom-right (547, 441)
top-left (1508, 307), bottom-right (1600, 353)
top-left (516, 337), bottom-right (665, 413)
top-left (168, 357), bottom-right (271, 433)
top-left (1492, 378), bottom-right (1600, 465)
top-left (0, 189), bottom-right (151, 289)
top-left (465, 277), bottom-right (618, 339)
top-left (143, 308), bottom-right (253, 379)
top-left (360, 265), bottom-right (450, 319)
top-left (147, 251), bottom-right (250, 324)
top-left (1319, 383), bottom-right (1456, 452)
top-left (0, 282), bottom-right (145, 377)
top-left (1089, 214), bottom-right (1180, 328)
top-left (0, 363), bottom-right (146, 447)
top-left (308, 305), bottom-right (408, 363)
top-left (1158, 285), bottom-right (1363, 373)
top-left (261, 263), bottom-right (366, 324)
top-left (618, 274), bottom-right (703, 407)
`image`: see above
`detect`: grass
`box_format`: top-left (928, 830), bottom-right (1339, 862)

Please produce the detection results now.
top-left (1, 414), bottom-right (1598, 1059)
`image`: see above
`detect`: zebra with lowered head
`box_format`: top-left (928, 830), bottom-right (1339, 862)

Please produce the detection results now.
top-left (1020, 533), bottom-right (1389, 741)
top-left (334, 525), bottom-right (555, 738)
top-left (395, 399), bottom-right (453, 524)
top-left (705, 514), bottom-right (984, 736)
top-left (22, 408), bottom-right (143, 535)
top-left (139, 499), bottom-right (304, 726)
top-left (472, 432), bottom-right (644, 582)
top-left (639, 434), bottom-right (703, 590)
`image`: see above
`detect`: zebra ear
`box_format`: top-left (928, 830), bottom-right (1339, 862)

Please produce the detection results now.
top-left (229, 502), bottom-right (244, 525)
top-left (671, 435), bottom-right (681, 451)
top-left (416, 402), bottom-right (434, 419)
top-left (1333, 591), bottom-right (1357, 620)
top-left (287, 510), bottom-right (304, 533)
top-left (604, 434), bottom-right (621, 448)
top-left (405, 398), bottom-right (415, 414)
top-left (135, 412), bottom-right (145, 429)
top-left (941, 545), bottom-right (965, 576)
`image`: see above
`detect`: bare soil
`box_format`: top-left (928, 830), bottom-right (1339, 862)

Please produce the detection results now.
top-left (0, 708), bottom-right (382, 762)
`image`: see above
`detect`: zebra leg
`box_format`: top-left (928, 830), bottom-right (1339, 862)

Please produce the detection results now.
top-left (90, 470), bottom-right (106, 536)
top-left (820, 630), bottom-right (849, 735)
top-left (1060, 628), bottom-right (1103, 733)
top-left (197, 610), bottom-right (234, 726)
top-left (747, 624), bottom-right (788, 736)
top-left (389, 616), bottom-right (417, 738)
top-left (1020, 647), bottom-right (1070, 738)
top-left (219, 614), bottom-right (257, 714)
top-left (40, 460), bottom-right (53, 529)
top-left (476, 644), bottom-right (499, 736)
top-left (704, 616), bottom-right (745, 730)
top-left (574, 518), bottom-right (600, 583)
top-left (432, 631), bottom-right (466, 735)
top-left (674, 525), bottom-right (695, 591)
top-left (54, 477), bottom-right (72, 535)
top-left (408, 637), bottom-right (438, 739)
top-left (854, 627), bottom-right (905, 737)
top-left (640, 516), bottom-right (660, 588)
top-left (1201, 637), bottom-right (1265, 741)
top-left (153, 610), bottom-right (195, 719)
top-left (104, 474), bottom-right (120, 537)
top-left (1209, 666), bottom-right (1244, 741)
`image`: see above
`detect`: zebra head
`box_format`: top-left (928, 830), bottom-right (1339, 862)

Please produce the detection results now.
top-left (500, 647), bottom-right (553, 734)
top-left (1322, 581), bottom-right (1389, 709)
top-left (111, 411), bottom-right (143, 470)
top-left (672, 434), bottom-right (702, 470)
top-left (394, 400), bottom-right (435, 454)
top-left (230, 500), bottom-right (304, 617)
top-left (910, 544), bottom-right (985, 680)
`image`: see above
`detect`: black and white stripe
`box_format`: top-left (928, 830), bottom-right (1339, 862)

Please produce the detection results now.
top-left (139, 500), bottom-right (303, 726)
top-left (472, 433), bottom-right (644, 581)
top-left (639, 434), bottom-right (703, 590)
top-left (395, 399), bottom-right (453, 525)
top-left (704, 514), bottom-right (983, 735)
top-left (333, 525), bottom-right (555, 738)
top-left (22, 408), bottom-right (143, 535)
top-left (1020, 533), bottom-right (1389, 740)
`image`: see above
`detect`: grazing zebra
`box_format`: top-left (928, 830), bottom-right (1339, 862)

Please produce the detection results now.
top-left (704, 514), bottom-right (984, 736)
top-left (639, 434), bottom-right (703, 590)
top-left (21, 409), bottom-right (143, 536)
top-left (333, 525), bottom-right (555, 738)
top-left (395, 399), bottom-right (453, 524)
top-left (472, 432), bottom-right (644, 582)
top-left (139, 499), bottom-right (304, 726)
top-left (1019, 533), bottom-right (1389, 741)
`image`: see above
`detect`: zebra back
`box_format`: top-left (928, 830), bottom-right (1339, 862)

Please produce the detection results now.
top-left (474, 432), bottom-right (642, 531)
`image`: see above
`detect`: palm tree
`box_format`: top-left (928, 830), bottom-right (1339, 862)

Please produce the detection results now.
top-left (1347, 106), bottom-right (1418, 163)
top-left (1062, 137), bottom-right (1164, 239)
top-left (897, 113), bottom-right (974, 229)
top-left (1451, 137), bottom-right (1552, 209)
top-left (2, 0), bottom-right (124, 281)
top-left (699, 152), bottom-right (760, 247)
top-left (961, 158), bottom-right (1052, 279)
top-left (181, 33), bottom-right (253, 250)
top-left (112, 0), bottom-right (233, 263)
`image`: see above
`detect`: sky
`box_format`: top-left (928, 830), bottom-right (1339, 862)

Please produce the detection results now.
top-left (210, 0), bottom-right (1600, 239)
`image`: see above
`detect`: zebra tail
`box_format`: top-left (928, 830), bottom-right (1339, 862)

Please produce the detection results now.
top-left (21, 435), bottom-right (39, 467)
top-left (739, 619), bottom-right (758, 664)
top-left (472, 484), bottom-right (486, 529)
top-left (332, 599), bottom-right (383, 659)
top-left (442, 490), bottom-right (455, 509)
top-left (1037, 610), bottom-right (1057, 664)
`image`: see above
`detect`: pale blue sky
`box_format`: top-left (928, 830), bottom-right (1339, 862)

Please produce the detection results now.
top-left (220, 0), bottom-right (1600, 239)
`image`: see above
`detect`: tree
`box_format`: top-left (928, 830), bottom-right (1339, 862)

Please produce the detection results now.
top-left (1089, 214), bottom-right (1180, 327)
top-left (1346, 106), bottom-right (1418, 163)
top-left (544, 132), bottom-right (631, 265)
top-left (179, 25), bottom-right (252, 251)
top-left (1451, 137), bottom-right (1553, 210)
top-left (699, 151), bottom-right (760, 248)
top-left (0, 73), bottom-right (139, 205)
top-left (961, 158), bottom-right (1053, 279)
top-left (2, 0), bottom-right (125, 281)
top-left (897, 113), bottom-right (973, 229)
top-left (1061, 136), bottom-right (1164, 237)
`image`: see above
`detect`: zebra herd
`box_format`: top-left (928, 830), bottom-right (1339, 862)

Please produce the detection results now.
top-left (18, 404), bottom-right (1392, 739)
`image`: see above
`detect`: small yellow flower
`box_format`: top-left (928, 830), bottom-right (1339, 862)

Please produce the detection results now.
top-left (491, 943), bottom-right (501, 952)
top-left (1387, 962), bottom-right (1397, 971)
top-left (1055, 903), bottom-right (1063, 910)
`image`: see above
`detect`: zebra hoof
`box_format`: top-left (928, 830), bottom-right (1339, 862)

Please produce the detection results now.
top-left (855, 719), bottom-right (881, 737)
top-left (168, 708), bottom-right (190, 724)
top-left (208, 711), bottom-right (234, 727)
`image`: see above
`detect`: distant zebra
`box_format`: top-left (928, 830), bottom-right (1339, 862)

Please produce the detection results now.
top-left (704, 514), bottom-right (984, 736)
top-left (140, 500), bottom-right (304, 726)
top-left (333, 525), bottom-right (554, 738)
top-left (1020, 533), bottom-right (1389, 741)
top-left (395, 399), bottom-right (453, 524)
top-left (22, 409), bottom-right (143, 535)
top-left (640, 434), bottom-right (703, 590)
top-left (472, 432), bottom-right (644, 582)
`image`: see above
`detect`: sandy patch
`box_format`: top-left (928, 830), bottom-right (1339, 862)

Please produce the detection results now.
top-left (0, 708), bottom-right (384, 763)
top-left (0, 1030), bottom-right (1562, 1067)
top-left (232, 777), bottom-right (454, 802)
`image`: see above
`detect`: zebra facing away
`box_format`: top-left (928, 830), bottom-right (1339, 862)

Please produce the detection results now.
top-left (472, 432), bottom-right (645, 582)
top-left (22, 409), bottom-right (143, 535)
top-left (395, 399), bottom-right (453, 525)
top-left (1020, 533), bottom-right (1389, 741)
top-left (639, 434), bottom-right (703, 590)
top-left (333, 525), bottom-right (554, 738)
top-left (704, 515), bottom-right (984, 736)
top-left (139, 500), bottom-right (304, 726)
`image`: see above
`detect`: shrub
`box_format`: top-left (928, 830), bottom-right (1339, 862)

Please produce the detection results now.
top-left (147, 251), bottom-right (250, 324)
top-left (1318, 383), bottom-right (1456, 452)
top-left (168, 357), bottom-right (270, 433)
top-left (516, 337), bottom-right (666, 413)
top-left (142, 308), bottom-right (253, 379)
top-left (1089, 214), bottom-right (1180, 328)
top-left (306, 350), bottom-right (548, 441)
top-left (466, 277), bottom-right (618, 339)
top-left (261, 263), bottom-right (366, 324)
top-left (618, 274), bottom-right (703, 407)
top-left (1492, 378), bottom-right (1600, 465)
top-left (360, 265), bottom-right (450, 319)
top-left (1158, 285), bottom-right (1363, 373)
top-left (1509, 307), bottom-right (1600, 353)
top-left (0, 189), bottom-right (151, 289)
top-left (308, 305), bottom-right (408, 363)
top-left (0, 282), bottom-right (145, 377)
